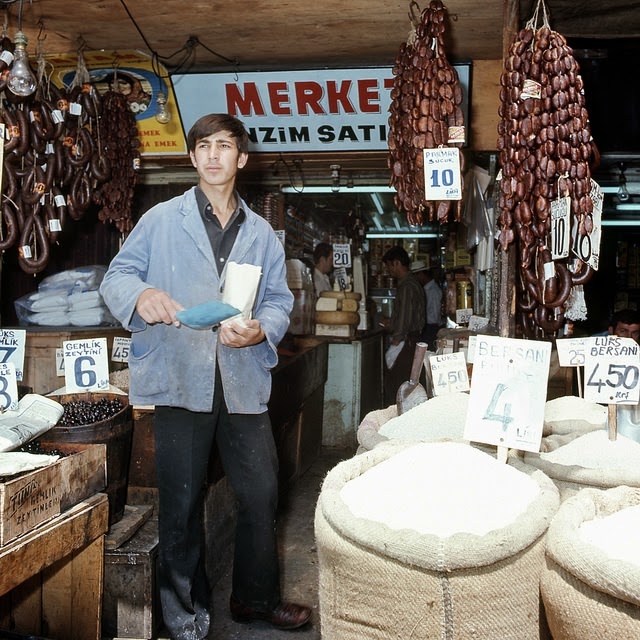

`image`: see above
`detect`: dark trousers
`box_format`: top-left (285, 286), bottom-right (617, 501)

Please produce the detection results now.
top-left (154, 371), bottom-right (280, 639)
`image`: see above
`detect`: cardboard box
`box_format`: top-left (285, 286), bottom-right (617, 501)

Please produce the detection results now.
top-left (0, 443), bottom-right (106, 546)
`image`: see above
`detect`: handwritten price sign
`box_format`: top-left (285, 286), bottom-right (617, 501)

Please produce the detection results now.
top-left (63, 337), bottom-right (109, 393)
top-left (423, 147), bottom-right (462, 201)
top-left (0, 329), bottom-right (26, 381)
top-left (464, 335), bottom-right (551, 453)
top-left (584, 336), bottom-right (639, 405)
top-left (0, 362), bottom-right (19, 412)
top-left (429, 352), bottom-right (470, 396)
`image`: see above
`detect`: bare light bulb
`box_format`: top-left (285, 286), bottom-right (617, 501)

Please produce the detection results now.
top-left (6, 31), bottom-right (37, 97)
top-left (155, 91), bottom-right (171, 124)
top-left (330, 164), bottom-right (341, 193)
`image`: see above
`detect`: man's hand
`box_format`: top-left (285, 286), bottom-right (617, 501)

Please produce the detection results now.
top-left (136, 288), bottom-right (184, 326)
top-left (218, 318), bottom-right (265, 348)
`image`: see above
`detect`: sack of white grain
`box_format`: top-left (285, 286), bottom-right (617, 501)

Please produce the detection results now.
top-left (524, 430), bottom-right (640, 501)
top-left (315, 441), bottom-right (559, 640)
top-left (542, 395), bottom-right (607, 436)
top-left (541, 485), bottom-right (640, 640)
top-left (356, 392), bottom-right (470, 453)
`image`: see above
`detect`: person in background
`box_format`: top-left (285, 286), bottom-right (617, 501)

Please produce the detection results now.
top-left (313, 242), bottom-right (333, 295)
top-left (100, 113), bottom-right (311, 640)
top-left (381, 245), bottom-right (426, 406)
top-left (608, 308), bottom-right (640, 343)
top-left (411, 262), bottom-right (443, 351)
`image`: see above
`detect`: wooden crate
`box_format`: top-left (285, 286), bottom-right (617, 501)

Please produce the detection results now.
top-left (0, 443), bottom-right (106, 546)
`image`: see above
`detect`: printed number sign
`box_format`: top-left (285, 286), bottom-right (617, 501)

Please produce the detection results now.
top-left (464, 335), bottom-right (551, 453)
top-left (333, 243), bottom-right (351, 269)
top-left (550, 197), bottom-right (570, 260)
top-left (423, 147), bottom-right (462, 201)
top-left (0, 329), bottom-right (26, 381)
top-left (0, 362), bottom-right (19, 412)
top-left (111, 337), bottom-right (131, 363)
top-left (556, 336), bottom-right (594, 367)
top-left (583, 336), bottom-right (640, 405)
top-left (63, 337), bottom-right (110, 393)
top-left (430, 352), bottom-right (470, 396)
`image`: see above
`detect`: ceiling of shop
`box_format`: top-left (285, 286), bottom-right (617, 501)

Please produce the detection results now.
top-left (5, 0), bottom-right (640, 231)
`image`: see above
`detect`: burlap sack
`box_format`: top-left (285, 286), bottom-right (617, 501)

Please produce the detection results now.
top-left (315, 441), bottom-right (559, 640)
top-left (541, 485), bottom-right (640, 640)
top-left (524, 431), bottom-right (640, 501)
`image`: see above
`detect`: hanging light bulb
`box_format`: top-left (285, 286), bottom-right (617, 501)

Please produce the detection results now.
top-left (155, 91), bottom-right (171, 124)
top-left (330, 164), bottom-right (341, 193)
top-left (6, 30), bottom-right (37, 97)
top-left (617, 163), bottom-right (630, 202)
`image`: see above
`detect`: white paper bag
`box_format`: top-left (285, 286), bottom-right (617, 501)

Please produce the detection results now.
top-left (222, 262), bottom-right (262, 321)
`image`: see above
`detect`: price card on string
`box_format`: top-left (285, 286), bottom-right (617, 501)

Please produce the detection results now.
top-left (429, 351), bottom-right (470, 396)
top-left (111, 336), bottom-right (131, 363)
top-left (570, 179), bottom-right (602, 271)
top-left (550, 196), bottom-right (570, 260)
top-left (333, 243), bottom-right (352, 269)
top-left (423, 147), bottom-right (462, 201)
top-left (63, 337), bottom-right (109, 393)
top-left (333, 267), bottom-right (348, 291)
top-left (583, 336), bottom-right (640, 405)
top-left (464, 335), bottom-right (551, 453)
top-left (0, 362), bottom-right (19, 412)
top-left (0, 329), bottom-right (26, 381)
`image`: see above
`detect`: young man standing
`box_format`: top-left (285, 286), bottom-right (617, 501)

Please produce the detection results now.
top-left (100, 114), bottom-right (311, 640)
top-left (313, 241), bottom-right (333, 295)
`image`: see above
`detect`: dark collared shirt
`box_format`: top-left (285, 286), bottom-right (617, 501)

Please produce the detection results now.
top-left (195, 186), bottom-right (245, 276)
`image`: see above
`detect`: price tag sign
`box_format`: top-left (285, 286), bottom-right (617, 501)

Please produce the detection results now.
top-left (56, 347), bottom-right (65, 377)
top-left (111, 336), bottom-right (131, 363)
top-left (0, 329), bottom-right (26, 381)
top-left (570, 179), bottom-right (602, 271)
top-left (429, 351), bottom-right (470, 396)
top-left (556, 336), bottom-right (595, 367)
top-left (333, 243), bottom-right (352, 269)
top-left (0, 362), bottom-right (19, 412)
top-left (550, 196), bottom-right (570, 260)
top-left (63, 337), bottom-right (109, 393)
top-left (423, 147), bottom-right (462, 201)
top-left (468, 315), bottom-right (489, 332)
top-left (583, 336), bottom-right (640, 405)
top-left (456, 308), bottom-right (472, 325)
top-left (464, 335), bottom-right (551, 452)
top-left (333, 266), bottom-right (348, 291)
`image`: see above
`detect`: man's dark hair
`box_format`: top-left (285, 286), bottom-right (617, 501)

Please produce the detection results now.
top-left (187, 114), bottom-right (250, 154)
top-left (610, 308), bottom-right (640, 329)
top-left (382, 245), bottom-right (410, 267)
top-left (313, 242), bottom-right (332, 264)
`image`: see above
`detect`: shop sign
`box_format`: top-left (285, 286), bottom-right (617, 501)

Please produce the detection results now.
top-left (173, 65), bottom-right (470, 153)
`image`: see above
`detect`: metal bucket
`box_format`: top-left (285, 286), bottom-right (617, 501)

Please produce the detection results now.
top-left (45, 392), bottom-right (133, 526)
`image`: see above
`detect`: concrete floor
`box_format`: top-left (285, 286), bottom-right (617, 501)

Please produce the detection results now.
top-left (156, 445), bottom-right (355, 640)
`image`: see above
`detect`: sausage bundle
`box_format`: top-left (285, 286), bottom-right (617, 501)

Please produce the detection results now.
top-left (0, 45), bottom-right (141, 274)
top-left (387, 0), bottom-right (465, 227)
top-left (496, 4), bottom-right (597, 337)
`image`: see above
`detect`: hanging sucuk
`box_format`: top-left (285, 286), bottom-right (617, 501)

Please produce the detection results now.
top-left (387, 0), bottom-right (466, 227)
top-left (495, 0), bottom-right (598, 338)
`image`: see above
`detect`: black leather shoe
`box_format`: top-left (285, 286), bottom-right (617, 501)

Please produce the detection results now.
top-left (229, 594), bottom-right (311, 630)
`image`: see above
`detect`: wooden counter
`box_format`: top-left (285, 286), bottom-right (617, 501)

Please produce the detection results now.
top-left (0, 493), bottom-right (109, 639)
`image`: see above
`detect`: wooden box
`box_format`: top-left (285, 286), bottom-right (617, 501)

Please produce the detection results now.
top-left (103, 517), bottom-right (160, 640)
top-left (0, 443), bottom-right (106, 546)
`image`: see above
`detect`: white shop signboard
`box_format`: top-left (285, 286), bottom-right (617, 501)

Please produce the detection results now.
top-left (173, 65), bottom-right (470, 152)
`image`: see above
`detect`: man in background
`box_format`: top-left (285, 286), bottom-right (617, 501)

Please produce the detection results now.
top-left (381, 246), bottom-right (426, 406)
top-left (411, 261), bottom-right (443, 351)
top-left (608, 308), bottom-right (640, 343)
top-left (313, 242), bottom-right (333, 295)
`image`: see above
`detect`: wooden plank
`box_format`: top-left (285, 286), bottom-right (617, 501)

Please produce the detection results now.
top-left (105, 504), bottom-right (154, 550)
top-left (0, 493), bottom-right (108, 597)
top-left (6, 575), bottom-right (42, 635)
top-left (42, 535), bottom-right (105, 640)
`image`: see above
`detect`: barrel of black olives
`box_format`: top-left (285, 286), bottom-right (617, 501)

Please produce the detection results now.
top-left (45, 392), bottom-right (133, 526)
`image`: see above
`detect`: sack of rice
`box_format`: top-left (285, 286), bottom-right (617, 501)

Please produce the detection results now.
top-left (315, 441), bottom-right (559, 640)
top-left (524, 430), bottom-right (640, 501)
top-left (541, 485), bottom-right (640, 640)
top-left (356, 393), bottom-right (470, 453)
top-left (543, 395), bottom-right (607, 436)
